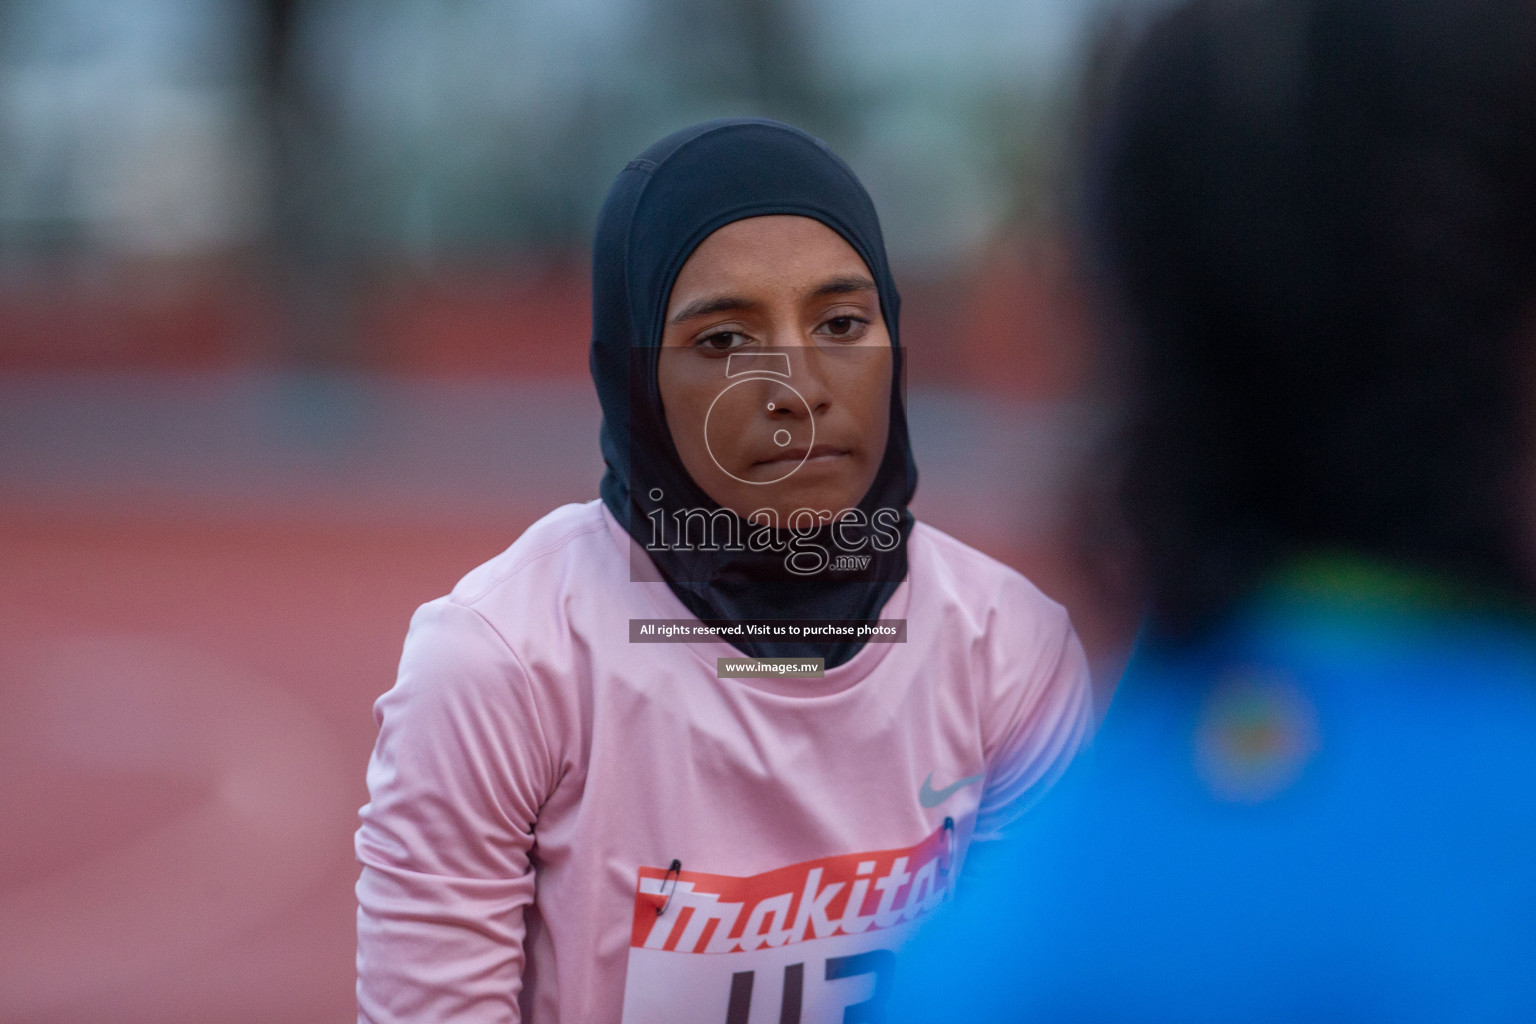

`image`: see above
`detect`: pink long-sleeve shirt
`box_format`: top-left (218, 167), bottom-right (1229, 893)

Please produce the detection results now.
top-left (356, 499), bottom-right (1089, 1023)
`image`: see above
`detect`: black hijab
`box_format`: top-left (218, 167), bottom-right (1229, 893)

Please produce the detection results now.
top-left (590, 118), bottom-right (918, 668)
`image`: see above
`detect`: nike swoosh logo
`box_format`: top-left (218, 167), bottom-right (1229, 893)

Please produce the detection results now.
top-left (918, 771), bottom-right (985, 808)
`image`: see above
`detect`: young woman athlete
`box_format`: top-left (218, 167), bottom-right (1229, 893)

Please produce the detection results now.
top-left (355, 118), bottom-right (1090, 1024)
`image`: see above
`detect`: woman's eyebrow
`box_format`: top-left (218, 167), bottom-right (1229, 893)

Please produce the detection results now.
top-left (668, 276), bottom-right (877, 325)
top-left (809, 275), bottom-right (878, 298)
top-left (669, 294), bottom-right (761, 325)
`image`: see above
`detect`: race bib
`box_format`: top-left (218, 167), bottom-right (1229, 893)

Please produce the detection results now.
top-left (620, 824), bottom-right (953, 1023)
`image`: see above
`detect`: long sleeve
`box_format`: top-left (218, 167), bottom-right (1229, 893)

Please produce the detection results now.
top-left (973, 595), bottom-right (1092, 842)
top-left (356, 597), bottom-right (560, 1024)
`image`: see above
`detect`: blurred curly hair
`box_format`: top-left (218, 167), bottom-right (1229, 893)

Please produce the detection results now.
top-left (1082, 0), bottom-right (1536, 640)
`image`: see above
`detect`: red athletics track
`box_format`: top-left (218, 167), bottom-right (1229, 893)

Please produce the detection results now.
top-left (0, 248), bottom-right (1113, 1021)
top-left (0, 492), bottom-right (1125, 1024)
top-left (0, 507), bottom-right (533, 1023)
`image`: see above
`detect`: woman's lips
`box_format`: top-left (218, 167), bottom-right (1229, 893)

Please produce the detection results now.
top-left (751, 444), bottom-right (850, 466)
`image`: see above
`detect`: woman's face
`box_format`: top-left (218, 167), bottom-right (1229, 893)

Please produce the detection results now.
top-left (657, 215), bottom-right (893, 523)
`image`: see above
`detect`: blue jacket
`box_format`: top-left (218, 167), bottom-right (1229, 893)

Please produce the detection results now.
top-left (892, 562), bottom-right (1536, 1023)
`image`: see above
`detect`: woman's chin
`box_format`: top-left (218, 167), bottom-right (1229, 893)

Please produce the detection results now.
top-left (728, 484), bottom-right (870, 522)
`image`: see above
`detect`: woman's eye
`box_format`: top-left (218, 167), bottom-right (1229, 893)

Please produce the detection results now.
top-left (821, 316), bottom-right (868, 339)
top-left (698, 331), bottom-right (748, 351)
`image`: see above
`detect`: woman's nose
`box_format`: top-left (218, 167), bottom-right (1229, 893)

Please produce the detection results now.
top-left (769, 345), bottom-right (832, 417)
